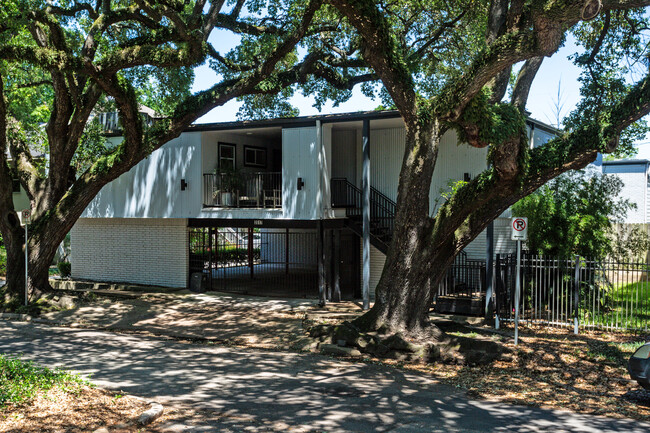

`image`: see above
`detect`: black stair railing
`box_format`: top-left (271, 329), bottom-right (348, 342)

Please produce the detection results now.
top-left (331, 178), bottom-right (362, 216)
top-left (331, 178), bottom-right (396, 245)
top-left (370, 186), bottom-right (395, 242)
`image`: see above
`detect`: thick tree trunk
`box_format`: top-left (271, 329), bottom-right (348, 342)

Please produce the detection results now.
top-left (353, 119), bottom-right (447, 337)
top-left (1, 203), bottom-right (71, 306)
top-left (2, 223), bottom-right (25, 303)
top-left (351, 113), bottom-right (524, 339)
top-left (0, 204), bottom-right (32, 306)
top-left (3, 228), bottom-right (66, 305)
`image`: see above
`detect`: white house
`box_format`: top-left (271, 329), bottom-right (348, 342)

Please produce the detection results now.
top-left (601, 159), bottom-right (650, 224)
top-left (69, 110), bottom-right (557, 304)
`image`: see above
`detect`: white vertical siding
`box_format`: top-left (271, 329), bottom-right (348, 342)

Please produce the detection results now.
top-left (12, 189), bottom-right (30, 212)
top-left (370, 128), bottom-right (406, 202)
top-left (282, 127), bottom-right (320, 219)
top-left (494, 214), bottom-right (516, 254)
top-left (331, 129), bottom-right (357, 183)
top-left (320, 123), bottom-right (331, 218)
top-left (366, 128), bottom-right (488, 215)
top-left (359, 239), bottom-right (385, 301)
top-left (602, 165), bottom-right (648, 224)
top-left (646, 174), bottom-right (649, 223)
top-left (82, 132), bottom-right (203, 218)
top-left (429, 130), bottom-right (489, 215)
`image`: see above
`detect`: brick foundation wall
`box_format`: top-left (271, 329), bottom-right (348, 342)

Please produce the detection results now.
top-left (70, 218), bottom-right (188, 288)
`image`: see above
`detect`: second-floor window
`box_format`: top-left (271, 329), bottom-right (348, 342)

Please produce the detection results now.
top-left (244, 146), bottom-right (267, 168)
top-left (219, 143), bottom-right (236, 171)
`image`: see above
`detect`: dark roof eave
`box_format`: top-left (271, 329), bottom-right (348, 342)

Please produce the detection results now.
top-left (186, 109), bottom-right (403, 132)
top-left (602, 159), bottom-right (650, 166)
top-left (102, 108), bottom-right (558, 136)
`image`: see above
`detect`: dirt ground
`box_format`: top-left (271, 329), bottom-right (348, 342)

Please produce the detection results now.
top-left (0, 385), bottom-right (281, 433)
top-left (40, 291), bottom-right (314, 349)
top-left (388, 324), bottom-right (650, 421)
top-left (5, 289), bottom-right (650, 429)
top-left (0, 386), bottom-right (149, 433)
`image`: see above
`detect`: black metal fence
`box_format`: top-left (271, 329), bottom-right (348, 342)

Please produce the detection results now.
top-left (189, 226), bottom-right (318, 297)
top-left (431, 253), bottom-right (650, 331)
top-left (490, 254), bottom-right (650, 332)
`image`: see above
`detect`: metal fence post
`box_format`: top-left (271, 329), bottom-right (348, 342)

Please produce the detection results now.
top-left (573, 255), bottom-right (581, 334)
top-left (494, 254), bottom-right (501, 329)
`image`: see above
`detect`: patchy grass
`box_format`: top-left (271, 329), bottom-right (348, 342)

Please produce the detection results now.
top-left (583, 280), bottom-right (650, 330)
top-left (0, 354), bottom-right (86, 408)
top-left (0, 355), bottom-right (155, 432)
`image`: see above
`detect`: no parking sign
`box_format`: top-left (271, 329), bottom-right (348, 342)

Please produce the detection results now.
top-left (511, 217), bottom-right (528, 241)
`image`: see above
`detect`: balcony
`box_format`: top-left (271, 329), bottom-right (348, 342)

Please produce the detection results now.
top-left (203, 172), bottom-right (282, 208)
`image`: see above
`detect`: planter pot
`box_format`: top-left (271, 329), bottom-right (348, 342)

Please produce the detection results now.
top-left (221, 191), bottom-right (234, 207)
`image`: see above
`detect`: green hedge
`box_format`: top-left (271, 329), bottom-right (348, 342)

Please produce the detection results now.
top-left (57, 261), bottom-right (71, 277)
top-left (191, 246), bottom-right (260, 264)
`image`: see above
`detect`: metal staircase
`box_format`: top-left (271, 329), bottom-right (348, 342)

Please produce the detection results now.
top-left (331, 178), bottom-right (396, 254)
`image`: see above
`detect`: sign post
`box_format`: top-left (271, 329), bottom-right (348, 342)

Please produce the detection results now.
top-left (511, 217), bottom-right (528, 346)
top-left (21, 209), bottom-right (31, 306)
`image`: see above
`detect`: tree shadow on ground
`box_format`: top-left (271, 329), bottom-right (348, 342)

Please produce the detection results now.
top-left (1, 322), bottom-right (649, 432)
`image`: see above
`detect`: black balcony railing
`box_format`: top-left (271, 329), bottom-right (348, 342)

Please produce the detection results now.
top-left (203, 172), bottom-right (282, 208)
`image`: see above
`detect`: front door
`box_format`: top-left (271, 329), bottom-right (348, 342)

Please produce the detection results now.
top-left (339, 231), bottom-right (360, 299)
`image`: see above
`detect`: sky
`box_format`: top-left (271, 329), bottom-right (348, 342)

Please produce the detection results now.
top-left (190, 33), bottom-right (650, 160)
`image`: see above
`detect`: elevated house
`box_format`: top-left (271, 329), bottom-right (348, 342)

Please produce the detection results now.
top-left (69, 110), bottom-right (557, 308)
top-left (601, 159), bottom-right (650, 224)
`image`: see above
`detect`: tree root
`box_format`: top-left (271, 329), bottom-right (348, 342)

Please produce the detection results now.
top-left (309, 321), bottom-right (505, 365)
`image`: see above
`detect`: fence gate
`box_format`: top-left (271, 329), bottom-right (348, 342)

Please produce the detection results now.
top-left (434, 252), bottom-right (487, 315)
top-left (189, 226), bottom-right (318, 297)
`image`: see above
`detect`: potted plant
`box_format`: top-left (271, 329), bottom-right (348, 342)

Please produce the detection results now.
top-left (216, 167), bottom-right (242, 206)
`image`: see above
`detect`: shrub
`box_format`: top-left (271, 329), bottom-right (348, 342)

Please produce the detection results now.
top-left (57, 261), bottom-right (71, 277)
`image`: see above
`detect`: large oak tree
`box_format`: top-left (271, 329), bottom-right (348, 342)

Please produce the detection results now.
top-left (0, 0), bottom-right (346, 305)
top-left (300, 0), bottom-right (650, 338)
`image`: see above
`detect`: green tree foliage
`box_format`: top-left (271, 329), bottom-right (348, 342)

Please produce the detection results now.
top-left (512, 169), bottom-right (634, 258)
top-left (0, 0), bottom-right (339, 301)
top-left (567, 8), bottom-right (650, 158)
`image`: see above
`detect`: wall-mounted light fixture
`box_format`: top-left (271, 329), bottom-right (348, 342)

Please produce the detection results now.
top-left (180, 179), bottom-right (188, 191)
top-left (297, 177), bottom-right (305, 191)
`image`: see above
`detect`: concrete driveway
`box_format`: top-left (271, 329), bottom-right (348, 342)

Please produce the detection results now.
top-left (1, 321), bottom-right (648, 432)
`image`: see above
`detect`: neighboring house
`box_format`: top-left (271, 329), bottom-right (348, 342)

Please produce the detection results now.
top-left (601, 159), bottom-right (650, 224)
top-left (69, 110), bottom-right (557, 302)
